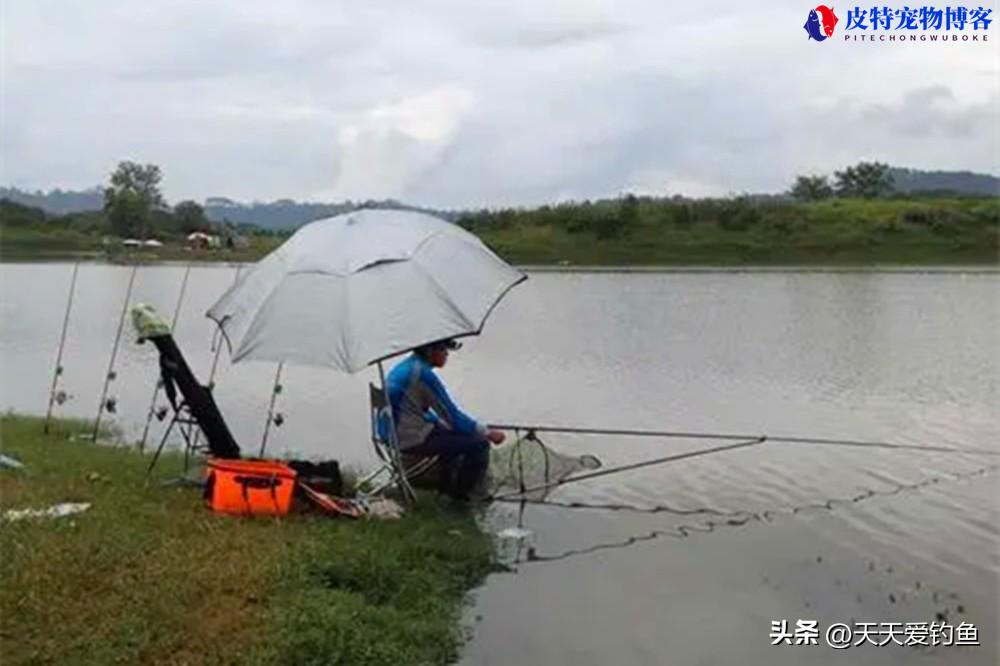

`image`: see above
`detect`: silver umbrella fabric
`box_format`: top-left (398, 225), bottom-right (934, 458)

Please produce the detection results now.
top-left (207, 209), bottom-right (526, 373)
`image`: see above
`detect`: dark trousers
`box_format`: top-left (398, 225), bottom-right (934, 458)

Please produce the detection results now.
top-left (405, 428), bottom-right (489, 499)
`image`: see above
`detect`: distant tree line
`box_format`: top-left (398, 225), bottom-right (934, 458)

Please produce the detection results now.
top-left (456, 166), bottom-right (997, 241)
top-left (789, 161), bottom-right (898, 201)
top-left (456, 193), bottom-right (791, 239)
top-left (3, 161), bottom-right (996, 245)
top-left (0, 161), bottom-right (270, 241)
top-left (782, 161), bottom-right (999, 202)
top-left (100, 161), bottom-right (285, 239)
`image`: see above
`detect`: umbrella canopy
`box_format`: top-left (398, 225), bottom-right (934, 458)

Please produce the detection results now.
top-left (207, 209), bottom-right (526, 373)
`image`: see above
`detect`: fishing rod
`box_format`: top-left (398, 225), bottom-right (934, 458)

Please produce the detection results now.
top-left (491, 436), bottom-right (766, 500)
top-left (489, 423), bottom-right (999, 457)
top-left (189, 263), bottom-right (244, 455)
top-left (44, 262), bottom-right (81, 434)
top-left (259, 362), bottom-right (285, 457)
top-left (92, 262), bottom-right (140, 442)
top-left (91, 206), bottom-right (157, 442)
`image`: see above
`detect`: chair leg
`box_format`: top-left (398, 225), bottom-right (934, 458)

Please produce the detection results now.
top-left (366, 463), bottom-right (415, 501)
top-left (180, 419), bottom-right (198, 474)
top-left (358, 464), bottom-right (391, 489)
top-left (388, 445), bottom-right (417, 503)
top-left (365, 456), bottom-right (437, 500)
top-left (403, 457), bottom-right (437, 481)
top-left (147, 416), bottom-right (177, 477)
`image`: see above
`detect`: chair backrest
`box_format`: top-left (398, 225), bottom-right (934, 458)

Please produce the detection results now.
top-left (366, 383), bottom-right (421, 503)
top-left (369, 383), bottom-right (394, 462)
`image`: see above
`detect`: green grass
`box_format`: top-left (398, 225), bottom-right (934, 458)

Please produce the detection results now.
top-left (0, 415), bottom-right (496, 666)
top-left (473, 197), bottom-right (1000, 266)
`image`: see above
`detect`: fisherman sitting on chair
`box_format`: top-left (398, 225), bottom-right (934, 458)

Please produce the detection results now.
top-left (385, 338), bottom-right (505, 500)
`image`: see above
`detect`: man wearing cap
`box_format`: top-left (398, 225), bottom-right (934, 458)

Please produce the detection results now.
top-left (384, 338), bottom-right (505, 500)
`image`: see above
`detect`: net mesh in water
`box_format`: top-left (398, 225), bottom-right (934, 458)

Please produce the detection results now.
top-left (488, 432), bottom-right (601, 500)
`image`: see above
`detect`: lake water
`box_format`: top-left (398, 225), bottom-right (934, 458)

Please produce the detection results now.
top-left (1, 262), bottom-right (997, 665)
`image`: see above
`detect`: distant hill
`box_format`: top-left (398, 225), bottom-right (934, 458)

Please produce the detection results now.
top-left (889, 168), bottom-right (999, 196)
top-left (202, 197), bottom-right (457, 230)
top-left (0, 186), bottom-right (103, 214)
top-left (0, 187), bottom-right (454, 231)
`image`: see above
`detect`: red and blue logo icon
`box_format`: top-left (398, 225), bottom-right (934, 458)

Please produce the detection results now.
top-left (804, 5), bottom-right (839, 41)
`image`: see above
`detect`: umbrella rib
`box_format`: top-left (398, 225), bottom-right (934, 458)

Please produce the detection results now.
top-left (363, 266), bottom-right (526, 369)
top-left (286, 268), bottom-right (350, 278)
top-left (410, 229), bottom-right (450, 256)
top-left (339, 273), bottom-right (354, 369)
top-left (410, 262), bottom-right (477, 331)
top-left (411, 229), bottom-right (493, 259)
top-left (478, 271), bottom-right (529, 334)
top-left (226, 281), bottom-right (287, 361)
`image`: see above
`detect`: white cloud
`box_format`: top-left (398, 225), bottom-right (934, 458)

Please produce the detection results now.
top-left (326, 87), bottom-right (476, 199)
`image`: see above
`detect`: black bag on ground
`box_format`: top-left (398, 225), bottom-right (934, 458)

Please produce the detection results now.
top-left (287, 460), bottom-right (343, 497)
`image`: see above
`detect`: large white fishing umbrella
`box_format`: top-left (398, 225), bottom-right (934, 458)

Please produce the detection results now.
top-left (206, 209), bottom-right (526, 373)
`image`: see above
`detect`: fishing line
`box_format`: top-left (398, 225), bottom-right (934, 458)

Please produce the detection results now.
top-left (92, 262), bottom-right (140, 441)
top-left (499, 496), bottom-right (754, 519)
top-left (486, 427), bottom-right (997, 564)
top-left (206, 263), bottom-right (243, 389)
top-left (507, 463), bottom-right (998, 565)
top-left (138, 262), bottom-right (193, 451)
top-left (44, 261), bottom-right (80, 434)
top-left (189, 263), bottom-right (243, 454)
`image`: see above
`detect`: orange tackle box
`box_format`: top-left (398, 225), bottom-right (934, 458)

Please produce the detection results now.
top-left (206, 459), bottom-right (297, 516)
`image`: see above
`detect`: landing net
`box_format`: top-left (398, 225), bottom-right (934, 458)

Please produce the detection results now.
top-left (488, 431), bottom-right (601, 501)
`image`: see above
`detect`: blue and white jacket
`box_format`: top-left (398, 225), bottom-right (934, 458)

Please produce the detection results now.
top-left (384, 353), bottom-right (487, 449)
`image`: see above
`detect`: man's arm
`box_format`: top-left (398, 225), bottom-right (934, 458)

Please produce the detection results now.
top-left (419, 366), bottom-right (487, 438)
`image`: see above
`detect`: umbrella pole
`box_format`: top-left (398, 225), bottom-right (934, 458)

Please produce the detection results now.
top-left (377, 361), bottom-right (417, 503)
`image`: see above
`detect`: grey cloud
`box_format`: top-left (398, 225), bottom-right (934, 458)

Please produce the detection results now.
top-left (858, 85), bottom-right (990, 138)
top-left (3, 1), bottom-right (998, 206)
top-left (474, 22), bottom-right (630, 49)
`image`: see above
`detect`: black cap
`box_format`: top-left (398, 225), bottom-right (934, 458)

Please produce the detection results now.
top-left (416, 338), bottom-right (463, 356)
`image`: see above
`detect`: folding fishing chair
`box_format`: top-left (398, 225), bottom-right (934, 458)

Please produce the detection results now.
top-left (357, 383), bottom-right (437, 502)
top-left (143, 333), bottom-right (242, 477)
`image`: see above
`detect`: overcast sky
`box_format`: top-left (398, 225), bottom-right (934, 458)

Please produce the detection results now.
top-left (2, 1), bottom-right (997, 207)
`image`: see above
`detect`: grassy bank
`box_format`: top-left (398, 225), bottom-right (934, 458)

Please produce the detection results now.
top-left (0, 415), bottom-right (495, 666)
top-left (3, 196), bottom-right (997, 266)
top-left (0, 225), bottom-right (282, 264)
top-left (466, 196), bottom-right (1000, 266)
